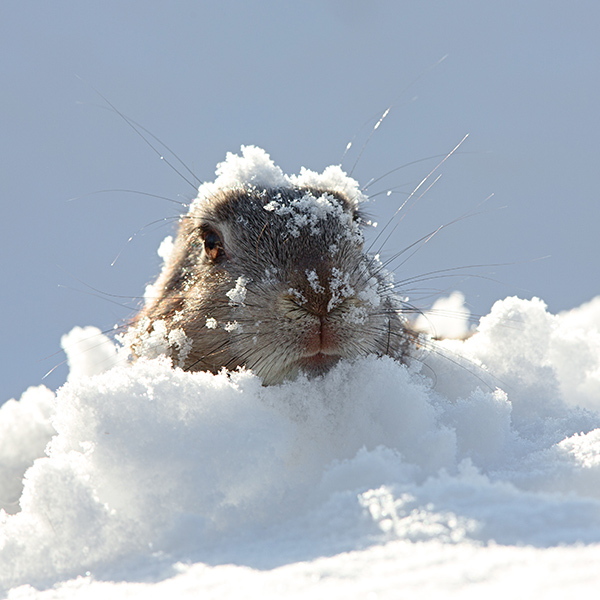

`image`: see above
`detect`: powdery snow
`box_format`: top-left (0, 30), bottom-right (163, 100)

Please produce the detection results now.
top-left (415, 291), bottom-right (471, 339)
top-left (225, 276), bottom-right (248, 306)
top-left (1, 295), bottom-right (600, 597)
top-left (193, 146), bottom-right (368, 211)
top-left (2, 149), bottom-right (600, 597)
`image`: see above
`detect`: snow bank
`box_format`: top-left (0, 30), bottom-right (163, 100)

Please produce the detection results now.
top-left (2, 295), bottom-right (600, 597)
top-left (414, 290), bottom-right (471, 339)
top-left (2, 146), bottom-right (600, 596)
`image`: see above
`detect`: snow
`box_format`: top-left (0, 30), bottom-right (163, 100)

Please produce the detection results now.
top-left (119, 319), bottom-right (191, 367)
top-left (2, 294), bottom-right (600, 597)
top-left (260, 190), bottom-right (361, 240)
top-left (143, 236), bottom-right (175, 303)
top-left (193, 146), bottom-right (368, 211)
top-left (415, 291), bottom-right (471, 339)
top-left (226, 276), bottom-right (248, 306)
top-left (305, 270), bottom-right (324, 294)
top-left (3, 149), bottom-right (600, 597)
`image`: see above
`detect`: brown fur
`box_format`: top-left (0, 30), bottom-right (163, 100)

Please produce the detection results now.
top-left (130, 184), bottom-right (415, 384)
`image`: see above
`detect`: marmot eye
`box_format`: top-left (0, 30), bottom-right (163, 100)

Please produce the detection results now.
top-left (202, 228), bottom-right (225, 262)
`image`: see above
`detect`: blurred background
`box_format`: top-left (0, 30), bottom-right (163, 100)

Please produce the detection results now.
top-left (2, 0), bottom-right (599, 401)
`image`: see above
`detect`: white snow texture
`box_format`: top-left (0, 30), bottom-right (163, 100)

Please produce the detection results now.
top-left (2, 149), bottom-right (600, 598)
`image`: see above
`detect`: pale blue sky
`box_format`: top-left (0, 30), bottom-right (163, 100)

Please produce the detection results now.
top-left (2, 0), bottom-right (599, 400)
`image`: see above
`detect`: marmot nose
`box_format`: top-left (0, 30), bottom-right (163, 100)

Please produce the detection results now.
top-left (303, 317), bottom-right (341, 355)
top-left (304, 297), bottom-right (330, 318)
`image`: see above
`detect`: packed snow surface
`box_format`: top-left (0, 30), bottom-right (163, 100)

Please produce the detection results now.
top-left (3, 151), bottom-right (600, 597)
top-left (2, 295), bottom-right (600, 598)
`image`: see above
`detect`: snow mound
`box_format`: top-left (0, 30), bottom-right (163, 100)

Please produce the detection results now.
top-left (193, 146), bottom-right (368, 208)
top-left (414, 290), bottom-right (471, 339)
top-left (2, 295), bottom-right (600, 596)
